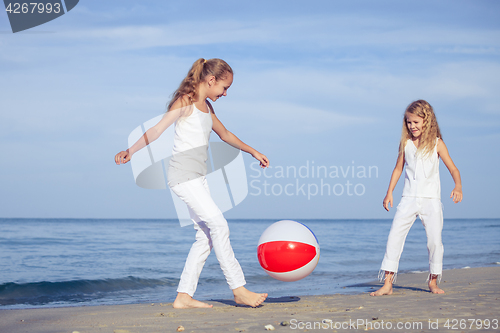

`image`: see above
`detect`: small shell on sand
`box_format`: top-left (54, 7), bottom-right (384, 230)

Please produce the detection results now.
top-left (264, 324), bottom-right (275, 330)
top-left (280, 321), bottom-right (290, 326)
top-left (176, 325), bottom-right (185, 332)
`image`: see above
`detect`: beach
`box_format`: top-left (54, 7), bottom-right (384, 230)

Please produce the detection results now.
top-left (1, 266), bottom-right (498, 332)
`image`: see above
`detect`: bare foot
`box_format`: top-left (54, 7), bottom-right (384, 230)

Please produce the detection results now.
top-left (173, 292), bottom-right (213, 309)
top-left (370, 283), bottom-right (393, 296)
top-left (233, 286), bottom-right (267, 307)
top-left (428, 277), bottom-right (445, 294)
top-left (429, 284), bottom-right (445, 294)
top-left (429, 274), bottom-right (444, 294)
top-left (370, 271), bottom-right (394, 296)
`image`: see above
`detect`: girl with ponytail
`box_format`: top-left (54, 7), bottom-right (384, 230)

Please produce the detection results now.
top-left (115, 58), bottom-right (268, 308)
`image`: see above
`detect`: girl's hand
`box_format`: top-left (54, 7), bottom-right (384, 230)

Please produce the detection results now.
top-left (115, 149), bottom-right (131, 165)
top-left (252, 152), bottom-right (269, 168)
top-left (450, 187), bottom-right (463, 203)
top-left (383, 193), bottom-right (393, 211)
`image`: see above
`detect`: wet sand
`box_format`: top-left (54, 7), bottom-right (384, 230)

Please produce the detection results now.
top-left (1, 266), bottom-right (498, 332)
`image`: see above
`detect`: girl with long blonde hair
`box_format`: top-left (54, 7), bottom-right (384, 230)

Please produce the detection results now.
top-left (371, 100), bottom-right (462, 296)
top-left (115, 58), bottom-right (268, 308)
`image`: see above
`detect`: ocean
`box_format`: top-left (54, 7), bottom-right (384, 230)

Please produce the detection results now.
top-left (0, 218), bottom-right (498, 309)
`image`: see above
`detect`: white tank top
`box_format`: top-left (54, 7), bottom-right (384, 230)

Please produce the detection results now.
top-left (402, 138), bottom-right (441, 199)
top-left (167, 103), bottom-right (213, 186)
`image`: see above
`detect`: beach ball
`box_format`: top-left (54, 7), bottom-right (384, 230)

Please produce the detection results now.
top-left (257, 220), bottom-right (320, 282)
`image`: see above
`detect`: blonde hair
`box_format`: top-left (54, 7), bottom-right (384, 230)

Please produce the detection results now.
top-left (167, 58), bottom-right (233, 110)
top-left (398, 100), bottom-right (442, 157)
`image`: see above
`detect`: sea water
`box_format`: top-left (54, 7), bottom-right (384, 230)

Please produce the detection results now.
top-left (0, 218), bottom-right (498, 309)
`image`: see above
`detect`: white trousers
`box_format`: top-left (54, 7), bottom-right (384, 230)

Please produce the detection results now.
top-left (170, 176), bottom-right (246, 296)
top-left (380, 196), bottom-right (444, 278)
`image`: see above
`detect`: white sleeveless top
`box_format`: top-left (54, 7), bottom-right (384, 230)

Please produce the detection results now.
top-left (402, 138), bottom-right (441, 199)
top-left (167, 103), bottom-right (213, 186)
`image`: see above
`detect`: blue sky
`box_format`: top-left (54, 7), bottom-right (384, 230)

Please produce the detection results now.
top-left (1, 0), bottom-right (499, 219)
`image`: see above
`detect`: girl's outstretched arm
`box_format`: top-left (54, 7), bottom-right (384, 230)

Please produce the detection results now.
top-left (114, 100), bottom-right (188, 165)
top-left (383, 152), bottom-right (405, 211)
top-left (211, 109), bottom-right (269, 168)
top-left (437, 139), bottom-right (463, 203)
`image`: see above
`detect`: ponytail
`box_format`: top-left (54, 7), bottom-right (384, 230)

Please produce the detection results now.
top-left (168, 58), bottom-right (233, 110)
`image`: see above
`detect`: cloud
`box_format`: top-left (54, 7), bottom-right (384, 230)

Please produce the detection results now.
top-left (219, 100), bottom-right (375, 135)
top-left (435, 46), bottom-right (500, 55)
top-left (2, 11), bottom-right (500, 55)
top-left (230, 60), bottom-right (500, 114)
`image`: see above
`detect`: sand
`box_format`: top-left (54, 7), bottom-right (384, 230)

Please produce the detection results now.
top-left (1, 266), bottom-right (498, 332)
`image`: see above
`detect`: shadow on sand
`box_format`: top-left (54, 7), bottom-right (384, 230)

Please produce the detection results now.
top-left (347, 282), bottom-right (429, 293)
top-left (211, 296), bottom-right (301, 307)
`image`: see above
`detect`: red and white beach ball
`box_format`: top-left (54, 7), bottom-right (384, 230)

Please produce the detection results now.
top-left (257, 220), bottom-right (320, 282)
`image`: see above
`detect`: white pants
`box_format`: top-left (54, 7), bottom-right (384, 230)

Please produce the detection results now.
top-left (170, 176), bottom-right (246, 296)
top-left (380, 196), bottom-right (444, 278)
